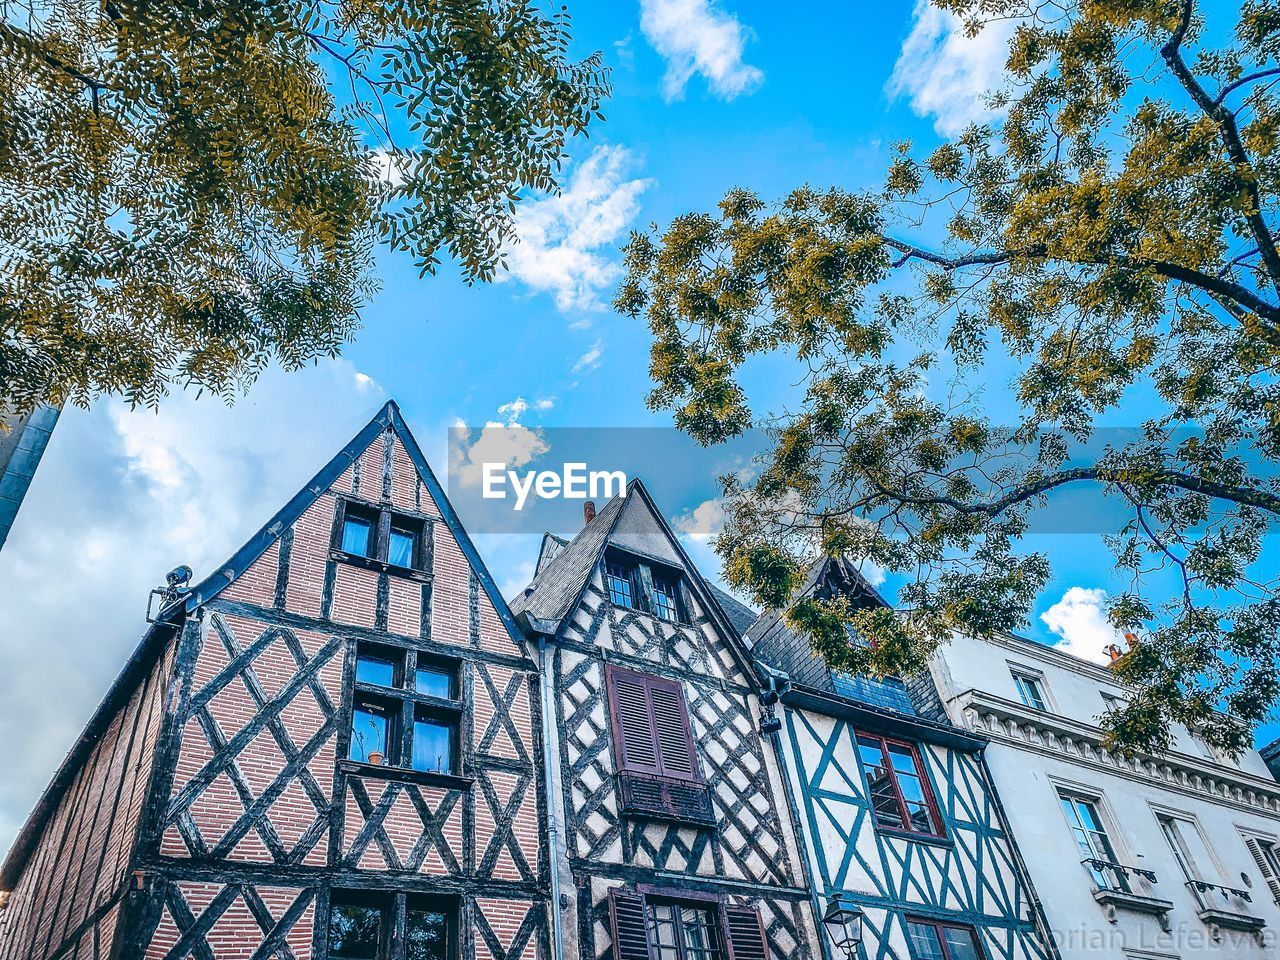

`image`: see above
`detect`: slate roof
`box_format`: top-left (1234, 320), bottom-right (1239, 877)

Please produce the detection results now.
top-left (745, 555), bottom-right (949, 723)
top-left (708, 584), bottom-right (759, 637)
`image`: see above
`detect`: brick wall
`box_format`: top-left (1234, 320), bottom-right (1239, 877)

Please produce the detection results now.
top-left (0, 640), bottom-right (175, 960)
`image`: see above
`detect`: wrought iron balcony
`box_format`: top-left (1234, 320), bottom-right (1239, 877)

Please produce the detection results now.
top-left (1081, 858), bottom-right (1173, 930)
top-left (1185, 880), bottom-right (1267, 934)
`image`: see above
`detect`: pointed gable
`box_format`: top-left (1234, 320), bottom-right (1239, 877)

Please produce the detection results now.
top-left (189, 400), bottom-right (526, 656)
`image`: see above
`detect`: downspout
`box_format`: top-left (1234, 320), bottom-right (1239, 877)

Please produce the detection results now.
top-left (538, 634), bottom-right (566, 960)
top-left (975, 747), bottom-right (1062, 960)
top-left (759, 665), bottom-right (832, 960)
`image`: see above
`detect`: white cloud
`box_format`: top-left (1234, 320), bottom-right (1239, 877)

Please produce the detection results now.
top-left (572, 340), bottom-right (605, 373)
top-left (496, 397), bottom-right (531, 425)
top-left (888, 0), bottom-right (1016, 136)
top-left (0, 363), bottom-right (386, 852)
top-left (1040, 586), bottom-right (1122, 665)
top-left (499, 145), bottom-right (651, 311)
top-left (674, 497), bottom-right (725, 544)
top-left (534, 397), bottom-right (555, 412)
top-left (369, 147), bottom-right (410, 188)
top-left (640, 0), bottom-right (763, 102)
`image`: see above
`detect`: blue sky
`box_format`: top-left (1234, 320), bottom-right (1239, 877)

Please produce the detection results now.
top-left (0, 0), bottom-right (1273, 851)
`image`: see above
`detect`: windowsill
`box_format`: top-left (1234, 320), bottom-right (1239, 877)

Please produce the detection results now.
top-left (1196, 907), bottom-right (1267, 932)
top-left (339, 760), bottom-right (474, 790)
top-left (331, 549), bottom-right (432, 582)
top-left (616, 770), bottom-right (716, 828)
top-left (875, 826), bottom-right (952, 848)
top-left (1092, 888), bottom-right (1174, 917)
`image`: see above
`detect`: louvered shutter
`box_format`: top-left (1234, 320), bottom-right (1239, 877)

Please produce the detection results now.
top-left (723, 905), bottom-right (768, 960)
top-left (649, 678), bottom-right (698, 781)
top-left (607, 667), bottom-right (661, 774)
top-left (609, 889), bottom-right (653, 960)
top-left (1246, 838), bottom-right (1280, 903)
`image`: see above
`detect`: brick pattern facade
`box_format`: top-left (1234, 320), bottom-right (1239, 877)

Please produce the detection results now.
top-left (0, 640), bottom-right (175, 960)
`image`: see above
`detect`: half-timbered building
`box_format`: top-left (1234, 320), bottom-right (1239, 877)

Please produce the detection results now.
top-left (0, 401), bottom-right (548, 960)
top-left (510, 482), bottom-right (820, 960)
top-left (744, 557), bottom-right (1054, 960)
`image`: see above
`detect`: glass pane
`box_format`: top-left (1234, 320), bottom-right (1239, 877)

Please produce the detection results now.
top-left (867, 771), bottom-right (906, 829)
top-left (647, 903), bottom-right (680, 960)
top-left (652, 578), bottom-right (678, 621)
top-left (342, 516), bottom-right (373, 557)
top-left (328, 902), bottom-right (383, 959)
top-left (406, 909), bottom-right (449, 960)
top-left (356, 654), bottom-right (397, 687)
top-left (941, 927), bottom-right (982, 960)
top-left (416, 666), bottom-right (454, 699)
top-left (351, 705), bottom-right (389, 763)
top-left (906, 922), bottom-right (945, 960)
top-left (680, 906), bottom-right (722, 960)
top-left (606, 563), bottom-right (634, 608)
top-left (413, 718), bottom-right (453, 773)
top-left (389, 527), bottom-right (416, 567)
top-left (906, 801), bottom-right (938, 834)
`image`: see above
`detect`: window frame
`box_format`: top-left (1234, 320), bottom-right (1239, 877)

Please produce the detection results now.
top-left (905, 917), bottom-right (986, 960)
top-left (327, 889), bottom-right (457, 960)
top-left (608, 888), bottom-right (766, 960)
top-left (1056, 788), bottom-right (1130, 892)
top-left (645, 896), bottom-right (727, 960)
top-left (333, 497), bottom-right (433, 576)
top-left (602, 550), bottom-right (688, 625)
top-left (854, 730), bottom-right (947, 840)
top-left (344, 641), bottom-right (467, 787)
top-left (1009, 666), bottom-right (1050, 712)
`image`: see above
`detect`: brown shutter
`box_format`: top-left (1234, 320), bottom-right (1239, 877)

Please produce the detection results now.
top-left (649, 679), bottom-right (698, 781)
top-left (609, 889), bottom-right (653, 960)
top-left (723, 905), bottom-right (768, 960)
top-left (607, 666), bottom-right (661, 774)
top-left (1246, 838), bottom-right (1280, 903)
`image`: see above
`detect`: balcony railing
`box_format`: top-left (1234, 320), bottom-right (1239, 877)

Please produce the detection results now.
top-left (1081, 857), bottom-right (1159, 892)
top-left (1185, 880), bottom-right (1267, 934)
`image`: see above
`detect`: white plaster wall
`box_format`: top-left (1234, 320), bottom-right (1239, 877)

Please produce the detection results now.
top-left (933, 632), bottom-right (1280, 960)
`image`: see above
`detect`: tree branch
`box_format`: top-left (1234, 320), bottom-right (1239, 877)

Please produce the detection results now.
top-left (1161, 0), bottom-right (1280, 292)
top-left (872, 466), bottom-right (1280, 518)
top-left (1215, 67), bottom-right (1280, 105)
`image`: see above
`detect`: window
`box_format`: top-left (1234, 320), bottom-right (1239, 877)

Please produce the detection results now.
top-left (606, 665), bottom-right (699, 781)
top-left (1245, 836), bottom-right (1280, 904)
top-left (1159, 814), bottom-right (1216, 885)
top-left (349, 642), bottom-right (461, 776)
top-left (855, 733), bottom-right (944, 837)
top-left (1058, 791), bottom-right (1128, 892)
top-left (607, 560), bottom-right (637, 609)
top-left (608, 890), bottom-right (766, 960)
top-left (650, 572), bottom-right (680, 622)
top-left (334, 499), bottom-right (429, 572)
top-left (906, 920), bottom-right (983, 960)
top-left (328, 891), bottom-right (453, 960)
top-left (1011, 670), bottom-right (1049, 711)
top-left (1100, 692), bottom-right (1124, 713)
top-left (603, 552), bottom-right (687, 624)
top-left (648, 902), bottom-right (724, 960)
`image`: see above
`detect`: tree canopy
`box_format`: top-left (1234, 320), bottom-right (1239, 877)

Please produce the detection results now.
top-left (618, 0), bottom-right (1280, 756)
top-left (1, 0), bottom-right (608, 412)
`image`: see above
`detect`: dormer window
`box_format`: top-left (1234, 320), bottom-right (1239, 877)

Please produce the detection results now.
top-left (603, 551), bottom-right (687, 624)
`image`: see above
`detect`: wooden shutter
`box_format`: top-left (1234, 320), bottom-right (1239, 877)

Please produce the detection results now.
top-left (607, 666), bottom-right (700, 783)
top-left (723, 905), bottom-right (768, 960)
top-left (607, 667), bottom-right (661, 774)
top-left (1246, 838), bottom-right (1280, 903)
top-left (609, 889), bottom-right (653, 960)
top-left (649, 680), bottom-right (697, 780)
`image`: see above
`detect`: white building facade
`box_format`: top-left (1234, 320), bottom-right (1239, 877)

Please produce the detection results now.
top-left (929, 631), bottom-right (1280, 960)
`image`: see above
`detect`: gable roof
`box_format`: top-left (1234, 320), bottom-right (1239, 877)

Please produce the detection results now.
top-left (745, 555), bottom-right (952, 725)
top-left (1, 399), bottom-right (524, 890)
top-left (534, 532), bottom-right (569, 578)
top-left (708, 584), bottom-right (758, 637)
top-left (510, 478), bottom-right (766, 689)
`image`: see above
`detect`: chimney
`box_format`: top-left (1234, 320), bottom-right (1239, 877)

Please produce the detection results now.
top-left (583, 500), bottom-right (596, 525)
top-left (1123, 631), bottom-right (1139, 648)
top-left (1104, 644), bottom-right (1123, 664)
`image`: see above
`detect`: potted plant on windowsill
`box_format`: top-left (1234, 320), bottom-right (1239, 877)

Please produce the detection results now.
top-left (368, 751), bottom-right (385, 766)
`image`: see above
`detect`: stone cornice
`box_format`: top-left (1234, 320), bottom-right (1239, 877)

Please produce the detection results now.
top-left (953, 689), bottom-right (1280, 817)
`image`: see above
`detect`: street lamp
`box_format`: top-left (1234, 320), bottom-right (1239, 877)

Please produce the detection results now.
top-left (822, 895), bottom-right (864, 960)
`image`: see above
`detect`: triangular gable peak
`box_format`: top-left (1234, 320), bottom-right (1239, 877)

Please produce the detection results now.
top-left (519, 478), bottom-right (763, 689)
top-left (189, 399), bottom-right (527, 658)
